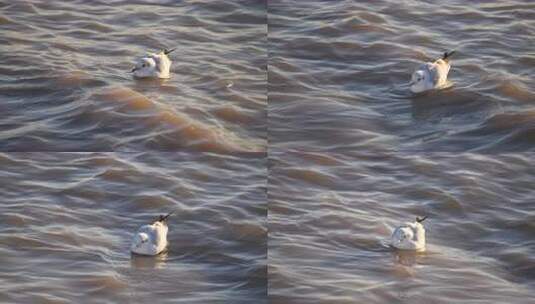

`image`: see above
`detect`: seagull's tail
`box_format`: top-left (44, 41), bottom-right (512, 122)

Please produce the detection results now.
top-left (416, 216), bottom-right (428, 223)
top-left (442, 50), bottom-right (455, 62)
top-left (164, 48), bottom-right (176, 55)
top-left (158, 211), bottom-right (174, 222)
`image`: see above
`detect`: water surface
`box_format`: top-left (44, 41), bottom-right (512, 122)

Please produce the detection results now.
top-left (1, 0), bottom-right (266, 151)
top-left (0, 152), bottom-right (267, 303)
top-left (269, 152), bottom-right (535, 303)
top-left (269, 0), bottom-right (535, 152)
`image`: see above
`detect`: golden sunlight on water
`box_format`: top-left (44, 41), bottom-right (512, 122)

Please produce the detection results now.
top-left (0, 0), bottom-right (266, 152)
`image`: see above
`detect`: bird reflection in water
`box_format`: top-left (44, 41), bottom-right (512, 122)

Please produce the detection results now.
top-left (130, 250), bottom-right (169, 269)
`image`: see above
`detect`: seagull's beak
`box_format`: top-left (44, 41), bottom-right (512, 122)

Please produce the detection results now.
top-left (130, 67), bottom-right (137, 73)
top-left (408, 81), bottom-right (415, 86)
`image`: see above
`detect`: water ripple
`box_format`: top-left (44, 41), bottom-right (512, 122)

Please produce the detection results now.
top-left (0, 0), bottom-right (266, 152)
top-left (269, 0), bottom-right (535, 152)
top-left (0, 152), bottom-right (267, 303)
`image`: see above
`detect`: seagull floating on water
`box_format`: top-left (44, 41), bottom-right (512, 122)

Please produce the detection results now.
top-left (131, 211), bottom-right (173, 256)
top-left (410, 51), bottom-right (455, 93)
top-left (391, 216), bottom-right (427, 252)
top-left (131, 48), bottom-right (175, 79)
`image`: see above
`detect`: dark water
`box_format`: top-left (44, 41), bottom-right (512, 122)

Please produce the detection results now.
top-left (0, 153), bottom-right (266, 303)
top-left (269, 0), bottom-right (535, 152)
top-left (0, 0), bottom-right (266, 152)
top-left (269, 152), bottom-right (535, 303)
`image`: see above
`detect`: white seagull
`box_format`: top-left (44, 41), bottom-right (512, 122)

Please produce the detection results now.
top-left (131, 48), bottom-right (175, 79)
top-left (131, 212), bottom-right (173, 256)
top-left (391, 216), bottom-right (427, 252)
top-left (410, 51), bottom-right (455, 93)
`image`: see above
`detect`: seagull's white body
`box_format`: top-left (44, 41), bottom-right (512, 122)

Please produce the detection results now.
top-left (132, 49), bottom-right (174, 79)
top-left (391, 218), bottom-right (426, 252)
top-left (410, 52), bottom-right (454, 93)
top-left (131, 214), bottom-right (171, 256)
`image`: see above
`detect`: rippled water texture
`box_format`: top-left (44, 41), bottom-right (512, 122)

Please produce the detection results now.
top-left (0, 153), bottom-right (267, 303)
top-left (0, 0), bottom-right (266, 152)
top-left (269, 152), bottom-right (535, 303)
top-left (269, 0), bottom-right (535, 152)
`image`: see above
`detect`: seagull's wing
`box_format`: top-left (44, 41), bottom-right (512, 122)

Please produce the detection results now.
top-left (392, 226), bottom-right (403, 239)
top-left (149, 53), bottom-right (165, 74)
top-left (392, 226), bottom-right (412, 242)
top-left (423, 63), bottom-right (440, 87)
top-left (137, 224), bottom-right (158, 244)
